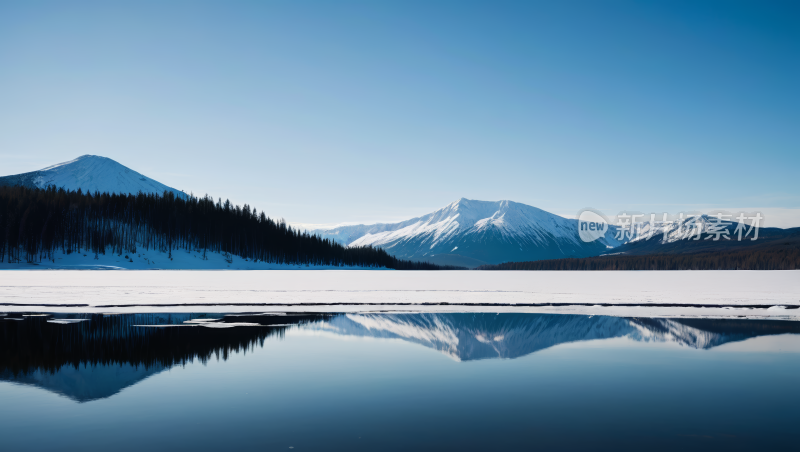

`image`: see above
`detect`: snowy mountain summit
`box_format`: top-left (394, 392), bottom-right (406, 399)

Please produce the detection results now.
top-left (307, 198), bottom-right (622, 268)
top-left (0, 155), bottom-right (187, 198)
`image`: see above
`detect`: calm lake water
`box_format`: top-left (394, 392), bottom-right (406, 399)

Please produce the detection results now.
top-left (2, 312), bottom-right (799, 451)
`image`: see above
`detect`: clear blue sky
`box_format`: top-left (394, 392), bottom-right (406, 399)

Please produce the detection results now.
top-left (1, 1), bottom-right (798, 226)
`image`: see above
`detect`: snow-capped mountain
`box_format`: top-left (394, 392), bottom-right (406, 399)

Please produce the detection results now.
top-left (0, 155), bottom-right (187, 198)
top-left (306, 198), bottom-right (622, 267)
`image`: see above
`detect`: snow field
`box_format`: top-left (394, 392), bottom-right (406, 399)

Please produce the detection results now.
top-left (1, 270), bottom-right (798, 319)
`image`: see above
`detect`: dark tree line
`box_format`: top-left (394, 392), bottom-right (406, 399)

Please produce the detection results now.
top-left (0, 313), bottom-right (330, 378)
top-left (0, 186), bottom-right (459, 269)
top-left (478, 246), bottom-right (800, 271)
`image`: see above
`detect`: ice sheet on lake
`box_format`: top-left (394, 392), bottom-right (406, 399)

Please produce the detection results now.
top-left (1, 270), bottom-right (798, 320)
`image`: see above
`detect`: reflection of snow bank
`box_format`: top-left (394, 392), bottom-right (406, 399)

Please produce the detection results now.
top-left (200, 322), bottom-right (262, 328)
top-left (134, 322), bottom-right (263, 328)
top-left (47, 319), bottom-right (89, 324)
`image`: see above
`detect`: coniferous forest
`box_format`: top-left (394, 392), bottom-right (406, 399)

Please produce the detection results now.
top-left (0, 186), bottom-right (460, 270)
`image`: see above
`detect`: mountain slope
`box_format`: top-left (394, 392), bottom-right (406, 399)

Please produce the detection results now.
top-left (0, 155), bottom-right (187, 198)
top-left (307, 198), bottom-right (622, 267)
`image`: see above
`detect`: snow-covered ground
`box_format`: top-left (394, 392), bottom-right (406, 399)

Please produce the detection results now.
top-left (0, 247), bottom-right (387, 270)
top-left (1, 270), bottom-right (798, 319)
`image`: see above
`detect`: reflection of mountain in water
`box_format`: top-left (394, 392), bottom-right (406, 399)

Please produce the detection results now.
top-left (630, 317), bottom-right (800, 349)
top-left (0, 313), bottom-right (327, 402)
top-left (320, 314), bottom-right (800, 361)
top-left (0, 364), bottom-right (167, 402)
top-left (325, 314), bottom-right (633, 360)
top-left (3, 313), bottom-right (799, 401)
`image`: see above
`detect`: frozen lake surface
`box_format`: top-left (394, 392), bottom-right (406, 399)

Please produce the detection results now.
top-left (1, 270), bottom-right (799, 319)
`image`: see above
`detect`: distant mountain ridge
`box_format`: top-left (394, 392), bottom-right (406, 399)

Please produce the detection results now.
top-left (0, 155), bottom-right (187, 198)
top-left (307, 198), bottom-right (622, 268)
top-left (480, 225), bottom-right (800, 270)
top-left (604, 214), bottom-right (799, 257)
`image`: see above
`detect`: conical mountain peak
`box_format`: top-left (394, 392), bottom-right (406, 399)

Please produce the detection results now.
top-left (307, 198), bottom-right (620, 267)
top-left (0, 155), bottom-right (187, 199)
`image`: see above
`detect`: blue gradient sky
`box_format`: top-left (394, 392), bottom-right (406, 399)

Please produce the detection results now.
top-left (1, 1), bottom-right (798, 225)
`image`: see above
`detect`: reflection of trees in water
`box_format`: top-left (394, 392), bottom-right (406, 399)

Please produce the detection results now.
top-left (0, 313), bottom-right (330, 376)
